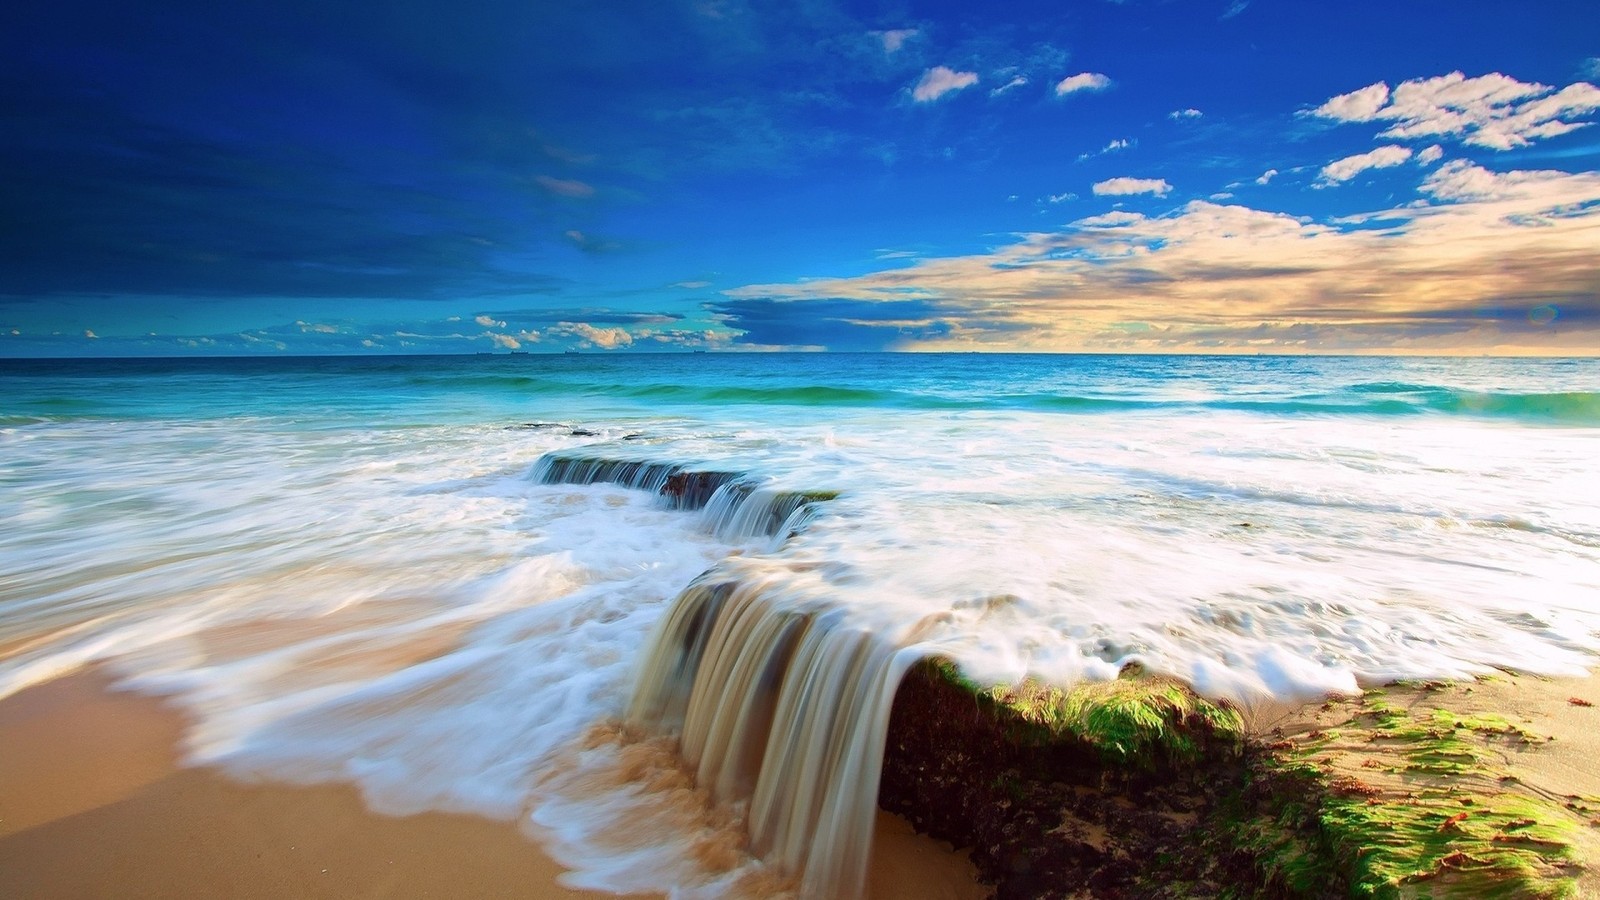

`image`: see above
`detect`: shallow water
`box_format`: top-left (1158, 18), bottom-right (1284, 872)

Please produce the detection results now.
top-left (3, 352), bottom-right (1598, 894)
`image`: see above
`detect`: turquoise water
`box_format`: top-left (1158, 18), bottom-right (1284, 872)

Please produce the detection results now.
top-left (2, 352), bottom-right (1598, 894)
top-left (5, 353), bottom-right (1600, 424)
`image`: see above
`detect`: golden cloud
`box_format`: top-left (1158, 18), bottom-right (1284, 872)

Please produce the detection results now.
top-left (725, 163), bottom-right (1600, 355)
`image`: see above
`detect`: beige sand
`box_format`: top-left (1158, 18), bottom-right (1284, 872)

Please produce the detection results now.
top-left (0, 669), bottom-right (987, 900)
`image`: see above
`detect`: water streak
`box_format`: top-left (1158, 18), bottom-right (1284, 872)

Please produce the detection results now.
top-left (628, 564), bottom-right (931, 898)
top-left (534, 451), bottom-right (833, 540)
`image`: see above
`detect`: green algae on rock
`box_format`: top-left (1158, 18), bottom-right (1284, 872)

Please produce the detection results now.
top-left (928, 658), bottom-right (1246, 765)
top-left (1238, 690), bottom-right (1585, 899)
top-left (880, 664), bottom-right (1589, 899)
top-left (880, 660), bottom-right (1253, 898)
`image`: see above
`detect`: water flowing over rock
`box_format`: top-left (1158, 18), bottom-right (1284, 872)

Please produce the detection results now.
top-left (627, 564), bottom-right (935, 899)
top-left (533, 451), bottom-right (835, 541)
top-left (535, 449), bottom-right (940, 894)
top-left (533, 452), bottom-right (687, 498)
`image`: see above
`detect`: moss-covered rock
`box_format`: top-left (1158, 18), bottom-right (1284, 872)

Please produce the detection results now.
top-left (879, 664), bottom-right (1588, 899)
top-left (880, 660), bottom-right (1251, 898)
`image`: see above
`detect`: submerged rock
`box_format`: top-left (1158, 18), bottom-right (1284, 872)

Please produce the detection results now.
top-left (504, 422), bottom-right (600, 436)
top-left (659, 470), bottom-right (744, 510)
top-left (532, 451), bottom-right (837, 539)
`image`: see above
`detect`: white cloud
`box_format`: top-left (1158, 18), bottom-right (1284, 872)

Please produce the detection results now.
top-left (1054, 72), bottom-right (1112, 97)
top-left (294, 320), bottom-right (341, 334)
top-left (535, 175), bottom-right (596, 198)
top-left (672, 280), bottom-right (712, 289)
top-left (913, 66), bottom-right (979, 102)
top-left (553, 322), bottom-right (634, 349)
top-left (1312, 82), bottom-right (1391, 122)
top-left (83, 329), bottom-right (99, 339)
top-left (474, 314), bottom-right (505, 328)
top-left (238, 332), bottom-right (288, 351)
top-left (1078, 139), bottom-right (1133, 162)
top-left (875, 28), bottom-right (918, 53)
top-left (1211, 191), bottom-right (1235, 200)
top-left (564, 230), bottom-right (621, 253)
top-left (1221, 0), bottom-right (1249, 19)
top-left (1584, 58), bottom-right (1600, 81)
top-left (1255, 168), bottom-right (1279, 185)
top-left (489, 332), bottom-right (521, 350)
top-left (1311, 72), bottom-right (1600, 150)
top-left (990, 76), bottom-right (1028, 97)
top-left (1168, 108), bottom-right (1203, 120)
top-left (1417, 144), bottom-right (1444, 165)
top-left (1318, 145), bottom-right (1413, 184)
top-left (1046, 192), bottom-right (1078, 204)
top-left (1418, 158), bottom-right (1594, 204)
top-left (1073, 210), bottom-right (1146, 227)
top-left (1093, 177), bottom-right (1173, 197)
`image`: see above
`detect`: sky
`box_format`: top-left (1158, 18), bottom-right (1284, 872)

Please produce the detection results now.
top-left (2, 0), bottom-right (1598, 356)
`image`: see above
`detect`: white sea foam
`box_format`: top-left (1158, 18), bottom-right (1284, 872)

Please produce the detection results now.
top-left (3, 365), bottom-right (1599, 896)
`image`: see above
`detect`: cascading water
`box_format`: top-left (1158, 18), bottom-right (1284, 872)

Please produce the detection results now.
top-left (627, 563), bottom-right (936, 899)
top-left (537, 449), bottom-right (939, 896)
top-left (533, 451), bottom-right (830, 541)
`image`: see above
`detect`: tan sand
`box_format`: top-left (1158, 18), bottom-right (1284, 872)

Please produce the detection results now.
top-left (0, 669), bottom-right (987, 900)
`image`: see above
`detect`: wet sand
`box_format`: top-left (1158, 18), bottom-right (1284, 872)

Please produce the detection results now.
top-left (0, 669), bottom-right (987, 900)
top-left (11, 665), bottom-right (1594, 899)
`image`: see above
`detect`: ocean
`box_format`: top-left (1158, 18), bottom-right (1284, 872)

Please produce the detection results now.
top-left (2, 352), bottom-right (1598, 895)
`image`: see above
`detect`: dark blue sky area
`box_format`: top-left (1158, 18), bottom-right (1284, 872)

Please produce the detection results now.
top-left (3, 0), bottom-right (1597, 354)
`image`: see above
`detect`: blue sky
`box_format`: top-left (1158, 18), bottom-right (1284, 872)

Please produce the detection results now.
top-left (2, 0), bottom-right (1597, 355)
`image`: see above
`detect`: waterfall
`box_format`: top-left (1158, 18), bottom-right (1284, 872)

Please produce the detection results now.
top-left (628, 566), bottom-right (933, 899)
top-left (533, 451), bottom-right (829, 540)
top-left (535, 449), bottom-right (929, 895)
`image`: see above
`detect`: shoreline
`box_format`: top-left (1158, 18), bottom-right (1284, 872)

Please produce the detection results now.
top-left (0, 667), bottom-right (986, 900)
top-left (5, 663), bottom-right (1599, 898)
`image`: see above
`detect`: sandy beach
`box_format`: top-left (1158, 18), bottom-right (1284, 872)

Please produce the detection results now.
top-left (5, 664), bottom-right (1600, 898)
top-left (0, 668), bottom-right (987, 900)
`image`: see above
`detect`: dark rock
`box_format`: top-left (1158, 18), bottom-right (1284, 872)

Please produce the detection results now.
top-left (659, 470), bottom-right (743, 510)
top-left (878, 662), bottom-right (1282, 899)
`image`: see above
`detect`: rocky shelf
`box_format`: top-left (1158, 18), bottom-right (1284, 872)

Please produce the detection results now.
top-left (879, 662), bottom-right (1591, 899)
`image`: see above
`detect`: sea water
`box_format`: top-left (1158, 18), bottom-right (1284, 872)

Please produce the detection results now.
top-left (2, 353), bottom-right (1598, 894)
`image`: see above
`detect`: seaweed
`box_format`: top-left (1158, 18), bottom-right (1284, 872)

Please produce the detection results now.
top-left (927, 658), bottom-right (1245, 766)
top-left (1239, 690), bottom-right (1580, 899)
